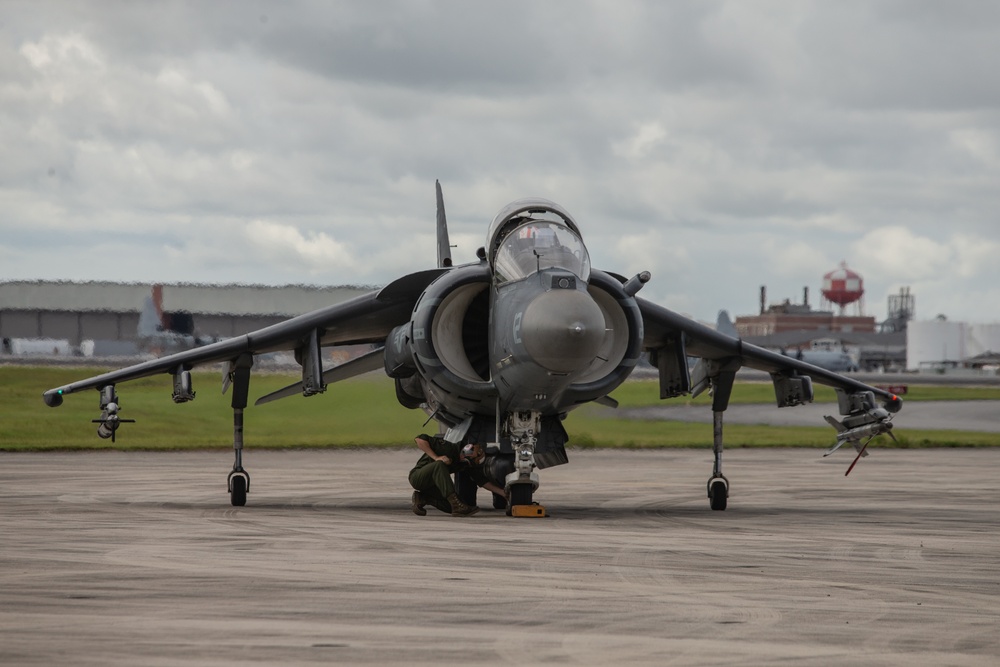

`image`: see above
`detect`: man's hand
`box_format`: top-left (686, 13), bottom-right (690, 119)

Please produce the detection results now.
top-left (483, 482), bottom-right (507, 500)
top-left (436, 455), bottom-right (452, 465)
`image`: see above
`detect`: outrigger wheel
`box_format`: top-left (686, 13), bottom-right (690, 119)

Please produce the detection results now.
top-left (228, 471), bottom-right (249, 507)
top-left (708, 476), bottom-right (729, 511)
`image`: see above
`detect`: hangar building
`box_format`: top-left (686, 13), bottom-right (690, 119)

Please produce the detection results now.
top-left (0, 280), bottom-right (373, 348)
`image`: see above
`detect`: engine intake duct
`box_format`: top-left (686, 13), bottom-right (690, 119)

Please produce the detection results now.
top-left (461, 287), bottom-right (490, 381)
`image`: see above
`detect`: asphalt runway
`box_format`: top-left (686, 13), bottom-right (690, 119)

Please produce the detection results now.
top-left (2, 448), bottom-right (999, 666)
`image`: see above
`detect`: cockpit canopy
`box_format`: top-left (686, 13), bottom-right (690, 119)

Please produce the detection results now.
top-left (486, 199), bottom-right (591, 285)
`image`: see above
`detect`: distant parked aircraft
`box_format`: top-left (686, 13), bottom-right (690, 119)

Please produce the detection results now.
top-left (137, 285), bottom-right (220, 355)
top-left (780, 347), bottom-right (858, 373)
top-left (716, 311), bottom-right (858, 372)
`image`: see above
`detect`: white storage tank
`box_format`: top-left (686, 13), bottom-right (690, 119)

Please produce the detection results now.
top-left (906, 320), bottom-right (967, 370)
top-left (968, 323), bottom-right (1000, 357)
top-left (7, 338), bottom-right (73, 356)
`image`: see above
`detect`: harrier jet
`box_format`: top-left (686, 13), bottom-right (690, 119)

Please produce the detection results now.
top-left (43, 182), bottom-right (902, 512)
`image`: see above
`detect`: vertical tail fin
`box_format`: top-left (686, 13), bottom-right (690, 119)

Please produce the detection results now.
top-left (137, 285), bottom-right (166, 337)
top-left (436, 180), bottom-right (453, 268)
top-left (716, 310), bottom-right (738, 337)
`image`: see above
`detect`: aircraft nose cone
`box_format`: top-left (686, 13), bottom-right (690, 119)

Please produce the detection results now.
top-left (521, 289), bottom-right (605, 373)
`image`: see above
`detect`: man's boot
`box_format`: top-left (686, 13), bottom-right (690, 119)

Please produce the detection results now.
top-left (447, 493), bottom-right (479, 517)
top-left (410, 490), bottom-right (427, 516)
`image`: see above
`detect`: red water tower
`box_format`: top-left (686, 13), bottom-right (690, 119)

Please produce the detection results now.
top-left (821, 261), bottom-right (865, 315)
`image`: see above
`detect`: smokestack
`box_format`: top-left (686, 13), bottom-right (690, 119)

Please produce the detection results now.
top-left (760, 286), bottom-right (766, 315)
top-left (803, 286), bottom-right (809, 308)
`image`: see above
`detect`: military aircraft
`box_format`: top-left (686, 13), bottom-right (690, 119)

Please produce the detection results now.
top-left (43, 182), bottom-right (903, 512)
top-left (137, 284), bottom-right (223, 355)
top-left (781, 348), bottom-right (858, 373)
top-left (716, 311), bottom-right (859, 373)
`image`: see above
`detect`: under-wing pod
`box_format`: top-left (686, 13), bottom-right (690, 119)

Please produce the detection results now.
top-left (172, 369), bottom-right (195, 403)
top-left (770, 372), bottom-right (814, 407)
top-left (92, 386), bottom-right (135, 442)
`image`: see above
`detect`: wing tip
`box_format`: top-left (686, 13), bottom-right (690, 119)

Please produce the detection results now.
top-left (43, 389), bottom-right (64, 408)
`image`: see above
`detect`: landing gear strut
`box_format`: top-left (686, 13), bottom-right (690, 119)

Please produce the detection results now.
top-left (708, 411), bottom-right (729, 511)
top-left (226, 354), bottom-right (253, 507)
top-left (505, 411), bottom-right (540, 516)
top-left (705, 361), bottom-right (738, 511)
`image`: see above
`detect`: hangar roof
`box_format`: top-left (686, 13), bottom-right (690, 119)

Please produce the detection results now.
top-left (0, 281), bottom-right (375, 317)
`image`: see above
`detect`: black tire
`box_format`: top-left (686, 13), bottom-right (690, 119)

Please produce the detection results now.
top-left (709, 480), bottom-right (727, 511)
top-left (454, 470), bottom-right (478, 508)
top-left (231, 475), bottom-right (247, 507)
top-left (509, 484), bottom-right (532, 507)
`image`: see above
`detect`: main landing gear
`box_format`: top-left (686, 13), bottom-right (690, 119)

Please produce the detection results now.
top-left (707, 409), bottom-right (729, 511)
top-left (226, 354), bottom-right (253, 507)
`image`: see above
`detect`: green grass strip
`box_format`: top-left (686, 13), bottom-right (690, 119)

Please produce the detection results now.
top-left (3, 366), bottom-right (997, 451)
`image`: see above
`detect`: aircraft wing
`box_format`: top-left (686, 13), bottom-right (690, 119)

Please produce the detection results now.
top-left (637, 297), bottom-right (898, 402)
top-left (43, 269), bottom-right (447, 406)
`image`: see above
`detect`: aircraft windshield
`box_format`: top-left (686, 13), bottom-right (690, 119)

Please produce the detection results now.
top-left (493, 221), bottom-right (591, 284)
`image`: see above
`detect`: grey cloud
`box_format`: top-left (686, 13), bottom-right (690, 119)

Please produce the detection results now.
top-left (1, 1), bottom-right (998, 323)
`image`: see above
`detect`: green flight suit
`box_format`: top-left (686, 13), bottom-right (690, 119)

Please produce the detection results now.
top-left (408, 434), bottom-right (489, 514)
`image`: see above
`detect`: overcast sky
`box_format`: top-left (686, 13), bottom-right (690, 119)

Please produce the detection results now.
top-left (2, 1), bottom-right (998, 324)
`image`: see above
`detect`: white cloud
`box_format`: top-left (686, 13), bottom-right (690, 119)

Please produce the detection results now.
top-left (852, 226), bottom-right (952, 283)
top-left (244, 220), bottom-right (357, 275)
top-left (613, 122), bottom-right (667, 160)
top-left (20, 32), bottom-right (104, 71)
top-left (155, 67), bottom-right (232, 118)
top-left (949, 127), bottom-right (998, 166)
top-left (612, 230), bottom-right (692, 281)
top-left (951, 233), bottom-right (1000, 279)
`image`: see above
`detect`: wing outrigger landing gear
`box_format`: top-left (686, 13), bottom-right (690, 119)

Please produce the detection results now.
top-left (701, 359), bottom-right (739, 511)
top-left (708, 411), bottom-right (730, 511)
top-left (504, 411), bottom-right (541, 516)
top-left (225, 354), bottom-right (253, 507)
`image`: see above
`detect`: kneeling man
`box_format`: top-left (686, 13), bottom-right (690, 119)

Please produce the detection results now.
top-left (408, 433), bottom-right (507, 517)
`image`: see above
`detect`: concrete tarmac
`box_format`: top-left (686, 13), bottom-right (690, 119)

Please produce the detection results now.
top-left (2, 448), bottom-right (999, 666)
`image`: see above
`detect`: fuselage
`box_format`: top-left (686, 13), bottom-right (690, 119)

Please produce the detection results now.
top-left (484, 200), bottom-right (643, 418)
top-left (487, 216), bottom-right (604, 413)
top-left (383, 198), bottom-right (643, 441)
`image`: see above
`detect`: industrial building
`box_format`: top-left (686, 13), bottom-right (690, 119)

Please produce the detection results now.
top-left (734, 264), bottom-right (907, 371)
top-left (736, 262), bottom-right (878, 337)
top-left (0, 280), bottom-right (373, 354)
top-left (735, 287), bottom-right (877, 336)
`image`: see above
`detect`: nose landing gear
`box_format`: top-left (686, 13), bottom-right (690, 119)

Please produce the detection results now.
top-left (505, 411), bottom-right (542, 516)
